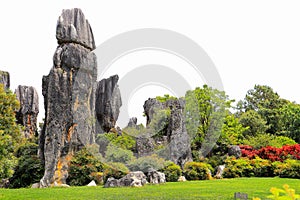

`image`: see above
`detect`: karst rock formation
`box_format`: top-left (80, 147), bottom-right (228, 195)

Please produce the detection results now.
top-left (39, 8), bottom-right (98, 187)
top-left (15, 85), bottom-right (39, 138)
top-left (0, 70), bottom-right (10, 90)
top-left (95, 75), bottom-right (122, 133)
top-left (143, 98), bottom-right (192, 167)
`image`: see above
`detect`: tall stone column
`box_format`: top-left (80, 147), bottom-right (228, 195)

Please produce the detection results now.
top-left (40, 8), bottom-right (97, 187)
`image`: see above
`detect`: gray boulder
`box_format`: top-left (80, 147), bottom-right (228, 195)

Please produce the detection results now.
top-left (15, 85), bottom-right (39, 138)
top-left (95, 75), bottom-right (122, 133)
top-left (39, 8), bottom-right (97, 187)
top-left (0, 70), bottom-right (10, 90)
top-left (147, 170), bottom-right (166, 184)
top-left (228, 145), bottom-right (241, 158)
top-left (104, 171), bottom-right (148, 188)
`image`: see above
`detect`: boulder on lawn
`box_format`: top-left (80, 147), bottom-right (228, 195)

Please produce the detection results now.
top-left (147, 170), bottom-right (166, 184)
top-left (87, 180), bottom-right (97, 187)
top-left (178, 176), bottom-right (186, 182)
top-left (104, 171), bottom-right (148, 188)
top-left (215, 165), bottom-right (225, 179)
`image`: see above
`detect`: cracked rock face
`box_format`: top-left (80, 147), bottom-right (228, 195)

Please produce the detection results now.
top-left (166, 99), bottom-right (192, 168)
top-left (56, 8), bottom-right (95, 50)
top-left (15, 85), bottom-right (39, 138)
top-left (95, 75), bottom-right (122, 133)
top-left (143, 98), bottom-right (192, 168)
top-left (39, 8), bottom-right (97, 187)
top-left (0, 70), bottom-right (10, 90)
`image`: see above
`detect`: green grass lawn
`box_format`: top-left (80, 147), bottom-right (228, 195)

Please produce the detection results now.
top-left (0, 178), bottom-right (299, 200)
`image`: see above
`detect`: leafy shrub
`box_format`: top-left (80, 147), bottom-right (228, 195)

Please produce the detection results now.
top-left (204, 155), bottom-right (226, 170)
top-left (156, 94), bottom-right (177, 103)
top-left (103, 162), bottom-right (129, 183)
top-left (223, 157), bottom-right (253, 178)
top-left (272, 159), bottom-right (300, 179)
top-left (160, 161), bottom-right (182, 182)
top-left (223, 157), bottom-right (273, 178)
top-left (240, 144), bottom-right (300, 161)
top-left (111, 134), bottom-right (136, 151)
top-left (128, 154), bottom-right (165, 173)
top-left (242, 134), bottom-right (276, 149)
top-left (105, 144), bottom-right (134, 164)
top-left (97, 132), bottom-right (136, 152)
top-left (183, 162), bottom-right (213, 180)
top-left (67, 147), bottom-right (104, 186)
top-left (242, 134), bottom-right (297, 149)
top-left (249, 157), bottom-right (272, 177)
top-left (269, 136), bottom-right (297, 148)
top-left (85, 144), bottom-right (105, 162)
top-left (9, 142), bottom-right (44, 188)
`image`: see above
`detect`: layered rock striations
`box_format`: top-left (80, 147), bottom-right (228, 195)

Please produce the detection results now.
top-left (0, 70), bottom-right (10, 90)
top-left (142, 98), bottom-right (192, 167)
top-left (15, 85), bottom-right (39, 138)
top-left (95, 75), bottom-right (122, 133)
top-left (39, 8), bottom-right (97, 187)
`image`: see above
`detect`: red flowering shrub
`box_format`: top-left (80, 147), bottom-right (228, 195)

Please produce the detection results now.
top-left (239, 144), bottom-right (300, 162)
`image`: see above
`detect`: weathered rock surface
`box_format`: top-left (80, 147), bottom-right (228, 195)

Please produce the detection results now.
top-left (136, 135), bottom-right (155, 157)
top-left (39, 8), bottom-right (97, 187)
top-left (104, 171), bottom-right (148, 188)
top-left (0, 179), bottom-right (9, 188)
top-left (143, 98), bottom-right (164, 126)
top-left (95, 75), bottom-right (122, 133)
top-left (15, 85), bottom-right (39, 138)
top-left (228, 145), bottom-right (241, 158)
top-left (0, 70), bottom-right (10, 90)
top-left (177, 176), bottom-right (186, 182)
top-left (142, 98), bottom-right (192, 168)
top-left (214, 164), bottom-right (225, 179)
top-left (127, 117), bottom-right (137, 128)
top-left (147, 170), bottom-right (166, 184)
top-left (166, 99), bottom-right (192, 168)
top-left (87, 180), bottom-right (97, 187)
top-left (56, 8), bottom-right (95, 50)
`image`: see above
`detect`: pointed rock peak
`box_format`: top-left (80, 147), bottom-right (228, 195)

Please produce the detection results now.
top-left (56, 8), bottom-right (96, 50)
top-left (0, 70), bottom-right (10, 90)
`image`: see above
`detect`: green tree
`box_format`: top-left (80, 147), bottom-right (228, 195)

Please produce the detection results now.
top-left (0, 84), bottom-right (22, 179)
top-left (239, 110), bottom-right (269, 137)
top-left (185, 85), bottom-right (232, 159)
top-left (219, 114), bottom-right (248, 146)
top-left (238, 85), bottom-right (288, 135)
top-left (280, 102), bottom-right (300, 143)
top-left (9, 142), bottom-right (44, 188)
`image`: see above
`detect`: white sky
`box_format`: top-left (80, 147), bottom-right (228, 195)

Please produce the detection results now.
top-left (1, 1), bottom-right (300, 126)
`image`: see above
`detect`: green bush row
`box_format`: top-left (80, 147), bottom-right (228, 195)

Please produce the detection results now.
top-left (223, 157), bottom-right (300, 178)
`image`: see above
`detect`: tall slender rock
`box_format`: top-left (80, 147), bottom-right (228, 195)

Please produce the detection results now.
top-left (40, 8), bottom-right (97, 187)
top-left (15, 85), bottom-right (39, 138)
top-left (143, 98), bottom-right (192, 167)
top-left (165, 99), bottom-right (192, 168)
top-left (0, 70), bottom-right (10, 90)
top-left (95, 75), bottom-right (122, 133)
